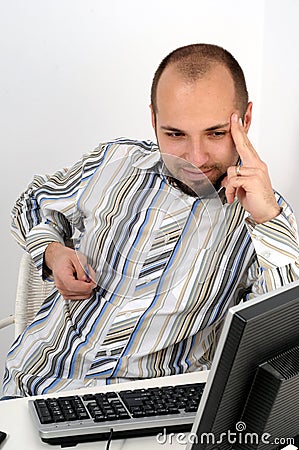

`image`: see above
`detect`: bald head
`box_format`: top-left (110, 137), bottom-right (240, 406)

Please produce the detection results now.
top-left (151, 44), bottom-right (249, 118)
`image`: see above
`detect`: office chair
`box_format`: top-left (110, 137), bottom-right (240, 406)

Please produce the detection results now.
top-left (0, 252), bottom-right (53, 338)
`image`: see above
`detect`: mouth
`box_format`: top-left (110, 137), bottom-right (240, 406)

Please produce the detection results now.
top-left (181, 167), bottom-right (213, 181)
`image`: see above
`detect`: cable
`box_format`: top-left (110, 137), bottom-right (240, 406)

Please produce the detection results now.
top-left (105, 428), bottom-right (114, 450)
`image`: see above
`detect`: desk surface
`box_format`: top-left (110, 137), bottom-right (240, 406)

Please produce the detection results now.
top-left (0, 372), bottom-right (209, 450)
top-left (1, 371), bottom-right (297, 450)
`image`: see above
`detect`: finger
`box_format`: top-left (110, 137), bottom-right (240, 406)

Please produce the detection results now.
top-left (220, 174), bottom-right (228, 188)
top-left (225, 182), bottom-right (237, 204)
top-left (228, 164), bottom-right (243, 179)
top-left (86, 264), bottom-right (97, 286)
top-left (225, 165), bottom-right (254, 204)
top-left (65, 289), bottom-right (94, 300)
top-left (230, 113), bottom-right (259, 166)
top-left (72, 252), bottom-right (90, 282)
top-left (227, 162), bottom-right (270, 184)
top-left (225, 170), bottom-right (239, 203)
top-left (58, 278), bottom-right (95, 300)
top-left (64, 293), bottom-right (94, 300)
top-left (226, 167), bottom-right (261, 198)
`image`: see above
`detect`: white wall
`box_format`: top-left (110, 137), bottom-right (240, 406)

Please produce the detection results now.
top-left (0, 0), bottom-right (298, 389)
top-left (259, 0), bottom-right (299, 213)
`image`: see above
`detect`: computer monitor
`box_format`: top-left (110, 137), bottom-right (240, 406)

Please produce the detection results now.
top-left (190, 280), bottom-right (299, 450)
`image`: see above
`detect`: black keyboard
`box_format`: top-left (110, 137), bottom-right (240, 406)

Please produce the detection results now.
top-left (29, 382), bottom-right (205, 447)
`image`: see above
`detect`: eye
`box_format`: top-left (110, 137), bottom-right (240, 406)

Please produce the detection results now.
top-left (165, 131), bottom-right (185, 138)
top-left (209, 131), bottom-right (227, 139)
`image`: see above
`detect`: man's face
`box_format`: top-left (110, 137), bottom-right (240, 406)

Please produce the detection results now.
top-left (151, 64), bottom-right (251, 196)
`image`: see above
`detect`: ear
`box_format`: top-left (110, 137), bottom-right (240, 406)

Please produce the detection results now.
top-left (149, 104), bottom-right (156, 131)
top-left (243, 102), bottom-right (253, 133)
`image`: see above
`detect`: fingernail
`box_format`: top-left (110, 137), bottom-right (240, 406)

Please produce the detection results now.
top-left (239, 117), bottom-right (243, 126)
top-left (232, 113), bottom-right (238, 123)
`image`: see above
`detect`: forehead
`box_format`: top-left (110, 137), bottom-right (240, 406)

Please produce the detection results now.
top-left (155, 64), bottom-right (237, 123)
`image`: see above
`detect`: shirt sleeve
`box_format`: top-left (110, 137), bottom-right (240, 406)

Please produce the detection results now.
top-left (11, 145), bottom-right (105, 278)
top-left (245, 191), bottom-right (299, 295)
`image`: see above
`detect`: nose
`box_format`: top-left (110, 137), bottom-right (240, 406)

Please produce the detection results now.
top-left (184, 138), bottom-right (209, 168)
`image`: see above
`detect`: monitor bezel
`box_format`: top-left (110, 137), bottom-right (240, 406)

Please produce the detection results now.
top-left (189, 279), bottom-right (299, 450)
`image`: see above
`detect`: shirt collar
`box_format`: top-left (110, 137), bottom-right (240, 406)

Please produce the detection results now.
top-left (131, 148), bottom-right (162, 170)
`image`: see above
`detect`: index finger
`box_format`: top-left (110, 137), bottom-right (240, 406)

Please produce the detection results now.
top-left (230, 113), bottom-right (260, 166)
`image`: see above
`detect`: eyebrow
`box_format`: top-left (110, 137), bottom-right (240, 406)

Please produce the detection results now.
top-left (160, 126), bottom-right (183, 133)
top-left (204, 122), bottom-right (230, 132)
top-left (160, 122), bottom-right (230, 133)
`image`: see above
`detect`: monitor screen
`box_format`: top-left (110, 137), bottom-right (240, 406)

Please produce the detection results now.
top-left (190, 280), bottom-right (299, 450)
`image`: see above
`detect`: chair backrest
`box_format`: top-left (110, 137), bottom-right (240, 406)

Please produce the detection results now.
top-left (14, 252), bottom-right (54, 337)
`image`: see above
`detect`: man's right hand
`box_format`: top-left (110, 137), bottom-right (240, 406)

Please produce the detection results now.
top-left (44, 242), bottom-right (97, 300)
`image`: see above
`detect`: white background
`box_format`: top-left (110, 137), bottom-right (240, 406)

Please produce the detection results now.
top-left (0, 0), bottom-right (299, 389)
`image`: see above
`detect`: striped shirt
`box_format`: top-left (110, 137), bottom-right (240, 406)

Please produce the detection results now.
top-left (3, 138), bottom-right (299, 396)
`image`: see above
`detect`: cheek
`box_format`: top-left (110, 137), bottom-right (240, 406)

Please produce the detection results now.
top-left (158, 137), bottom-right (185, 158)
top-left (208, 137), bottom-right (237, 165)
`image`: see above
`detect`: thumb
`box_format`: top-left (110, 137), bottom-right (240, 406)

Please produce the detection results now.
top-left (72, 252), bottom-right (89, 281)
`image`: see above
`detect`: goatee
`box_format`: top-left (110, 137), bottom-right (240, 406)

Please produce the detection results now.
top-left (166, 172), bottom-right (227, 198)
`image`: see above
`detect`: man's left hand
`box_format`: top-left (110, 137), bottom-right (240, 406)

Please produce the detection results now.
top-left (223, 113), bottom-right (281, 224)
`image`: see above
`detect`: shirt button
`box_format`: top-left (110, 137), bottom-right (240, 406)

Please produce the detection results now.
top-left (262, 251), bottom-right (271, 259)
top-left (106, 349), bottom-right (112, 357)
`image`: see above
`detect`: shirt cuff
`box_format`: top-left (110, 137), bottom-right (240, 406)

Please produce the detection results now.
top-left (25, 223), bottom-right (65, 279)
top-left (246, 210), bottom-right (299, 268)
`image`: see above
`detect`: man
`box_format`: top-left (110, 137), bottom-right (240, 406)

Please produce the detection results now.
top-left (3, 44), bottom-right (299, 396)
